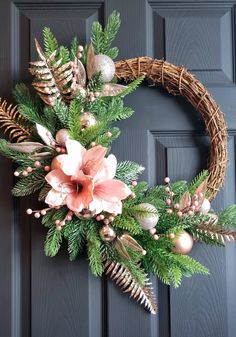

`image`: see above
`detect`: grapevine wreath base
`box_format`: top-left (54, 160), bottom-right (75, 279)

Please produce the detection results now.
top-left (0, 11), bottom-right (235, 314)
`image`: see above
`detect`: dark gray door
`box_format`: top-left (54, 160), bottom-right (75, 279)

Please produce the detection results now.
top-left (1, 1), bottom-right (236, 336)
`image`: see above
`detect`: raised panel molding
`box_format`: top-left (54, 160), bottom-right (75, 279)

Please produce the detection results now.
top-left (146, 1), bottom-right (236, 86)
top-left (11, 2), bottom-right (104, 82)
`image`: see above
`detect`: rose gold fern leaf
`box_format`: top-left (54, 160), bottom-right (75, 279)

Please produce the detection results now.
top-left (195, 216), bottom-right (236, 244)
top-left (104, 261), bottom-right (157, 314)
top-left (0, 98), bottom-right (31, 142)
top-left (29, 39), bottom-right (81, 106)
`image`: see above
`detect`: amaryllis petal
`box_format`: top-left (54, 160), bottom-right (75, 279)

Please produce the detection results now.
top-left (89, 197), bottom-right (104, 214)
top-left (83, 145), bottom-right (107, 176)
top-left (45, 169), bottom-right (74, 192)
top-left (94, 154), bottom-right (117, 182)
top-left (66, 173), bottom-right (94, 212)
top-left (102, 200), bottom-right (122, 214)
top-left (58, 139), bottom-right (86, 175)
top-left (45, 188), bottom-right (67, 206)
top-left (94, 179), bottom-right (131, 202)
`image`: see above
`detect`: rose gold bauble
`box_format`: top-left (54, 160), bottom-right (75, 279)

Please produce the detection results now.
top-left (99, 225), bottom-right (116, 242)
top-left (51, 155), bottom-right (63, 170)
top-left (172, 230), bottom-right (193, 255)
top-left (80, 112), bottom-right (97, 129)
top-left (93, 54), bottom-right (115, 82)
top-left (55, 129), bottom-right (70, 147)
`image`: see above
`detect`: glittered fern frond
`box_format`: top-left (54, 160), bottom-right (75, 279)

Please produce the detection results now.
top-left (195, 221), bottom-right (236, 244)
top-left (29, 39), bottom-right (81, 106)
top-left (104, 261), bottom-right (157, 314)
top-left (0, 98), bottom-right (31, 142)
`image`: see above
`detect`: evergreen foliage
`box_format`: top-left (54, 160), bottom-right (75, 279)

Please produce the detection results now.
top-left (43, 27), bottom-right (59, 56)
top-left (91, 11), bottom-right (121, 58)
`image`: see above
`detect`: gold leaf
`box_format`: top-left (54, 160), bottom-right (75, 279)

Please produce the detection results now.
top-left (119, 234), bottom-right (145, 254)
top-left (100, 83), bottom-right (127, 97)
top-left (86, 44), bottom-right (95, 80)
top-left (179, 191), bottom-right (191, 211)
top-left (0, 98), bottom-right (31, 142)
top-left (7, 142), bottom-right (45, 153)
top-left (104, 261), bottom-right (157, 314)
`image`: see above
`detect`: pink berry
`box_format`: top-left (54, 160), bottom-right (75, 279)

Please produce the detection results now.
top-left (165, 186), bottom-right (170, 192)
top-left (41, 210), bottom-right (47, 215)
top-left (90, 96), bottom-right (95, 103)
top-left (170, 191), bottom-right (175, 197)
top-left (106, 132), bottom-right (112, 138)
top-left (188, 210), bottom-right (194, 216)
top-left (109, 216), bottom-right (114, 222)
top-left (56, 147), bottom-right (61, 153)
top-left (66, 215), bottom-right (72, 221)
top-left (26, 208), bottom-right (32, 215)
top-left (149, 228), bottom-right (156, 235)
top-left (77, 52), bottom-right (82, 59)
top-left (199, 192), bottom-right (204, 198)
top-left (177, 211), bottom-right (183, 218)
top-left (191, 205), bottom-right (196, 211)
top-left (55, 220), bottom-right (61, 225)
top-left (34, 212), bottom-right (40, 218)
top-left (132, 181), bottom-right (137, 187)
top-left (78, 45), bottom-right (84, 52)
top-left (174, 203), bottom-right (180, 209)
top-left (44, 166), bottom-right (51, 172)
top-left (104, 219), bottom-right (109, 225)
top-left (167, 209), bottom-right (173, 214)
top-left (100, 215), bottom-right (105, 220)
top-left (94, 92), bottom-right (100, 97)
top-left (96, 215), bottom-right (101, 221)
top-left (194, 200), bottom-right (199, 207)
top-left (153, 234), bottom-right (159, 240)
top-left (166, 199), bottom-right (171, 205)
top-left (142, 250), bottom-right (147, 256)
top-left (130, 192), bottom-right (136, 199)
top-left (34, 161), bottom-right (41, 168)
top-left (22, 171), bottom-right (28, 177)
top-left (27, 167), bottom-right (33, 173)
top-left (51, 141), bottom-right (56, 147)
top-left (14, 171), bottom-right (20, 177)
top-left (164, 177), bottom-right (170, 183)
top-left (57, 225), bottom-right (62, 231)
top-left (91, 142), bottom-right (96, 147)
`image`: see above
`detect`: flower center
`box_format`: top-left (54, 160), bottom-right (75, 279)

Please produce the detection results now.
top-left (76, 182), bottom-right (83, 193)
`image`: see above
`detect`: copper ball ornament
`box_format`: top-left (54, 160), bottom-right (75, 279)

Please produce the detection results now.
top-left (80, 112), bottom-right (97, 129)
top-left (93, 54), bottom-right (115, 82)
top-left (172, 230), bottom-right (194, 255)
top-left (134, 203), bottom-right (159, 230)
top-left (99, 225), bottom-right (116, 242)
top-left (55, 129), bottom-right (70, 147)
top-left (200, 198), bottom-right (211, 214)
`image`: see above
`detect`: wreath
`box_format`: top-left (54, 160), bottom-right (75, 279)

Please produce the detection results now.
top-left (0, 11), bottom-right (235, 314)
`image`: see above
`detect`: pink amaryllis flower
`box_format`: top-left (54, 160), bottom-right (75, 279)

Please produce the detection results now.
top-left (45, 139), bottom-right (131, 214)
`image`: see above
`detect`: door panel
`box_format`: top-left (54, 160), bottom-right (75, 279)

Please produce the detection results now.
top-left (0, 1), bottom-right (236, 336)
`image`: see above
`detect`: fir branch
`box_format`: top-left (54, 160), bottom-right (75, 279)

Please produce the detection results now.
top-left (218, 205), bottom-right (236, 228)
top-left (68, 97), bottom-right (83, 139)
top-left (53, 100), bottom-right (69, 128)
top-left (102, 11), bottom-right (121, 56)
top-left (188, 170), bottom-right (208, 195)
top-left (43, 27), bottom-right (59, 56)
top-left (58, 46), bottom-right (70, 64)
top-left (117, 76), bottom-right (145, 98)
top-left (78, 123), bottom-right (105, 147)
top-left (63, 218), bottom-right (86, 261)
top-left (70, 37), bottom-right (78, 60)
top-left (87, 72), bottom-right (104, 92)
top-left (13, 84), bottom-right (44, 125)
top-left (44, 225), bottom-right (62, 257)
top-left (94, 127), bottom-right (120, 147)
top-left (12, 171), bottom-right (46, 197)
top-left (113, 215), bottom-right (142, 235)
top-left (86, 222), bottom-right (103, 276)
top-left (91, 11), bottom-right (121, 58)
top-left (115, 161), bottom-right (144, 184)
